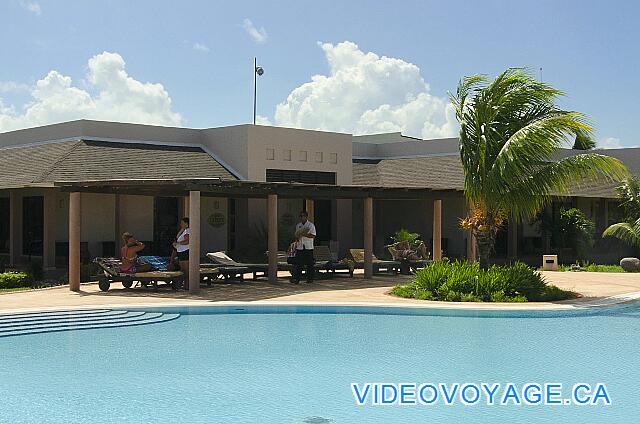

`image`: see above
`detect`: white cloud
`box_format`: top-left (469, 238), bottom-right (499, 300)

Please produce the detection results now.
top-left (599, 137), bottom-right (622, 149)
top-left (0, 81), bottom-right (30, 93)
top-left (242, 18), bottom-right (268, 44)
top-left (255, 114), bottom-right (272, 126)
top-left (273, 41), bottom-right (457, 139)
top-left (20, 1), bottom-right (41, 15)
top-left (192, 42), bottom-right (210, 53)
top-left (0, 51), bottom-right (182, 132)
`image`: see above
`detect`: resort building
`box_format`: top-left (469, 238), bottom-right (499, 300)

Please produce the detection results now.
top-left (0, 119), bottom-right (636, 275)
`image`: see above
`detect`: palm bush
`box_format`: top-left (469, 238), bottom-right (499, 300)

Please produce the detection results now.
top-left (452, 68), bottom-right (629, 267)
top-left (392, 260), bottom-right (571, 302)
top-left (603, 178), bottom-right (640, 247)
top-left (391, 228), bottom-right (422, 249)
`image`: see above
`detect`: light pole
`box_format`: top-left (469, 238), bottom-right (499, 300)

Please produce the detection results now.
top-left (253, 57), bottom-right (264, 125)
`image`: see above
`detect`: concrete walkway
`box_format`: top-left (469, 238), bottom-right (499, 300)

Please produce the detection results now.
top-left (1, 271), bottom-right (640, 314)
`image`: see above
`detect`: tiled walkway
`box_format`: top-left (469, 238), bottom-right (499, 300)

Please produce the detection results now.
top-left (1, 271), bottom-right (640, 313)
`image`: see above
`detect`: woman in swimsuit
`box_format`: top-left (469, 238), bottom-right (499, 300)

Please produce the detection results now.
top-left (120, 232), bottom-right (152, 274)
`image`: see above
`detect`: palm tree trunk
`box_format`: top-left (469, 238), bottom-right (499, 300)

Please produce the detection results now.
top-left (475, 231), bottom-right (494, 269)
top-left (474, 215), bottom-right (497, 269)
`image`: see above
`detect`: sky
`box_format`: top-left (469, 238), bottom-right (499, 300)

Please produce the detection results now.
top-left (0, 0), bottom-right (637, 148)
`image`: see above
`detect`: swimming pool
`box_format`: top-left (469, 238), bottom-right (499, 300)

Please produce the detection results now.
top-left (1, 303), bottom-right (638, 423)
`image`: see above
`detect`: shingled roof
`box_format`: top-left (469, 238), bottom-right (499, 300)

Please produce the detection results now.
top-left (0, 140), bottom-right (236, 189)
top-left (353, 153), bottom-right (628, 198)
top-left (353, 155), bottom-right (464, 190)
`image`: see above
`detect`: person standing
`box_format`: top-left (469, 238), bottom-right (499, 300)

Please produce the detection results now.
top-left (292, 210), bottom-right (316, 284)
top-left (173, 218), bottom-right (190, 289)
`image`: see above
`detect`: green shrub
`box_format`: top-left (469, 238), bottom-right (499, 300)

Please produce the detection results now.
top-left (0, 272), bottom-right (31, 289)
top-left (391, 260), bottom-right (574, 302)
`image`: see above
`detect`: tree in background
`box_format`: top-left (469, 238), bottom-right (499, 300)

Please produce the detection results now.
top-left (603, 178), bottom-right (640, 247)
top-left (452, 68), bottom-right (629, 268)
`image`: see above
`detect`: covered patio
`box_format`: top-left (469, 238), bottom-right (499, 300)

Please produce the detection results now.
top-left (56, 179), bottom-right (455, 292)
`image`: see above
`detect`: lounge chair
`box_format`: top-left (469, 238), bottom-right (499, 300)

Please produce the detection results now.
top-left (94, 257), bottom-right (238, 291)
top-left (348, 249), bottom-right (401, 275)
top-left (139, 255), bottom-right (234, 285)
top-left (94, 257), bottom-right (184, 292)
top-left (313, 245), bottom-right (354, 278)
top-left (206, 251), bottom-right (269, 280)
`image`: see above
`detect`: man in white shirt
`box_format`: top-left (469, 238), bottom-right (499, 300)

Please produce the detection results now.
top-left (292, 210), bottom-right (316, 284)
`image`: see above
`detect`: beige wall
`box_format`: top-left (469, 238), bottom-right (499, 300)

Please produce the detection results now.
top-left (118, 195), bottom-right (153, 241)
top-left (200, 197), bottom-right (228, 252)
top-left (246, 125), bottom-right (353, 184)
top-left (201, 125), bottom-right (249, 179)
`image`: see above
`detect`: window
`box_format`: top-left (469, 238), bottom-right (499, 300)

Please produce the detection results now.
top-left (266, 169), bottom-right (337, 185)
top-left (329, 153), bottom-right (338, 164)
top-left (283, 149), bottom-right (292, 161)
top-left (266, 148), bottom-right (275, 160)
top-left (299, 151), bottom-right (308, 162)
top-left (315, 152), bottom-right (323, 163)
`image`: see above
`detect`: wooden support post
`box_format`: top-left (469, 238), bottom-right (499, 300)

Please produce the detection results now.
top-left (114, 194), bottom-right (121, 254)
top-left (43, 189), bottom-right (56, 270)
top-left (183, 196), bottom-right (190, 219)
top-left (9, 190), bottom-right (22, 266)
top-left (305, 198), bottom-right (315, 222)
top-left (268, 194), bottom-right (278, 283)
top-left (188, 191), bottom-right (201, 292)
top-left (433, 199), bottom-right (442, 261)
top-left (364, 197), bottom-right (373, 279)
top-left (68, 192), bottom-right (81, 291)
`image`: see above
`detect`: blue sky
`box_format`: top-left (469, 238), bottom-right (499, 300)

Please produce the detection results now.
top-left (0, 0), bottom-right (637, 147)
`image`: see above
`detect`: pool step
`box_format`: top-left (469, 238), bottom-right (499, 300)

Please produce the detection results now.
top-left (0, 309), bottom-right (180, 338)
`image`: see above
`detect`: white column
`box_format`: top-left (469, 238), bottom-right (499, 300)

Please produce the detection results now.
top-left (68, 192), bottom-right (81, 291)
top-left (267, 194), bottom-right (278, 283)
top-left (188, 191), bottom-right (201, 292)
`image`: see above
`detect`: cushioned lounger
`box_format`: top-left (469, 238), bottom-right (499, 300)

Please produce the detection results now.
top-left (94, 257), bottom-right (184, 292)
top-left (206, 252), bottom-right (270, 280)
top-left (348, 249), bottom-right (401, 275)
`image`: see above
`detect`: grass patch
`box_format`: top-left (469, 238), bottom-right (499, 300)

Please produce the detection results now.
top-left (555, 262), bottom-right (624, 273)
top-left (0, 286), bottom-right (33, 293)
top-left (392, 260), bottom-right (574, 302)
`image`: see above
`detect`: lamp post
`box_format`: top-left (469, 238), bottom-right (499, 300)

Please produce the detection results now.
top-left (253, 57), bottom-right (264, 125)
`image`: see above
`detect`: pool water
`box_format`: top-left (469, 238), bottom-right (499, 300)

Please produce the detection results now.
top-left (1, 304), bottom-right (639, 423)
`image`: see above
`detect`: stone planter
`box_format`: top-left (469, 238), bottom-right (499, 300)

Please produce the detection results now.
top-left (620, 257), bottom-right (640, 272)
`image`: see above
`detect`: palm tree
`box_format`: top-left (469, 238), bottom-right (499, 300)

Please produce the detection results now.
top-left (452, 68), bottom-right (629, 268)
top-left (603, 178), bottom-right (640, 247)
top-left (573, 133), bottom-right (596, 150)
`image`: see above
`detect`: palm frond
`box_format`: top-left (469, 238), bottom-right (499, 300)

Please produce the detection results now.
top-left (603, 221), bottom-right (640, 247)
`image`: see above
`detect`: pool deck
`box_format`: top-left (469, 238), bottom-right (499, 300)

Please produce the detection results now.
top-left (1, 271), bottom-right (640, 314)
